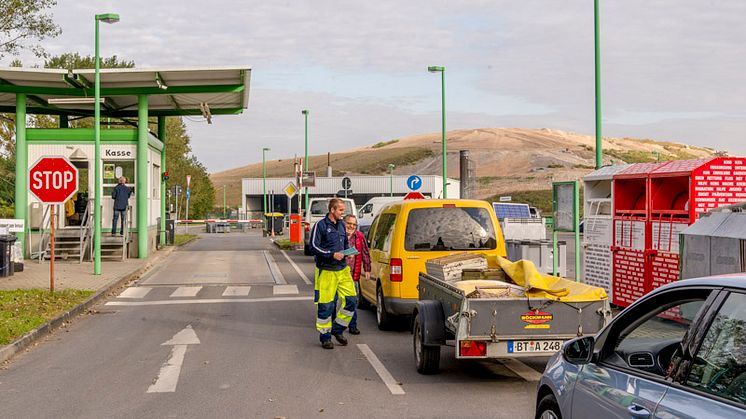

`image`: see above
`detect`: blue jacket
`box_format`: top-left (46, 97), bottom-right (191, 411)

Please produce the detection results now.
top-left (112, 184), bottom-right (132, 211)
top-left (310, 215), bottom-right (348, 271)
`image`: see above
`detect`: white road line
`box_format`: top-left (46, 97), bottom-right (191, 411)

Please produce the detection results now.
top-left (499, 358), bottom-right (543, 382)
top-left (280, 250), bottom-right (312, 285)
top-left (106, 296), bottom-right (313, 307)
top-left (170, 286), bottom-right (202, 298)
top-left (357, 344), bottom-right (405, 395)
top-left (273, 284), bottom-right (298, 295)
top-left (263, 250), bottom-right (287, 285)
top-left (222, 286), bottom-right (251, 296)
top-left (147, 345), bottom-right (188, 393)
top-left (118, 287), bottom-right (152, 299)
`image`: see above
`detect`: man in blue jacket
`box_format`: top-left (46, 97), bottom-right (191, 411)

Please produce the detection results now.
top-left (111, 176), bottom-right (131, 236)
top-left (309, 198), bottom-right (357, 349)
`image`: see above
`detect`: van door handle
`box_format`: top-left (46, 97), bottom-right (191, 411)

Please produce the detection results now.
top-left (627, 404), bottom-right (650, 418)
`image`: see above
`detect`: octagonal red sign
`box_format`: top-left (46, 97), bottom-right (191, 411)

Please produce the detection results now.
top-left (28, 156), bottom-right (79, 204)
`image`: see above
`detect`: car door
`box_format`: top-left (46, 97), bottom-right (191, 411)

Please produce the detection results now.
top-left (654, 290), bottom-right (746, 418)
top-left (361, 212), bottom-right (396, 304)
top-left (571, 287), bottom-right (716, 419)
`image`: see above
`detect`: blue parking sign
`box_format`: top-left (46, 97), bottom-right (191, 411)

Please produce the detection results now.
top-left (406, 175), bottom-right (422, 191)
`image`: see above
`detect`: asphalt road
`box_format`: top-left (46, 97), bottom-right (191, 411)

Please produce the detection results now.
top-left (0, 232), bottom-right (547, 419)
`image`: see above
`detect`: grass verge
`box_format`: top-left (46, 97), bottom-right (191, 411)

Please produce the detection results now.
top-left (0, 289), bottom-right (94, 345)
top-left (174, 234), bottom-right (197, 246)
top-left (274, 239), bottom-right (297, 250)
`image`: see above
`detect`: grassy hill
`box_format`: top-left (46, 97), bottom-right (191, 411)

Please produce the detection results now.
top-left (210, 128), bottom-right (719, 208)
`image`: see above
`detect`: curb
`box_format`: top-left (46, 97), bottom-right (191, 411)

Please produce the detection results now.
top-left (0, 245), bottom-right (178, 364)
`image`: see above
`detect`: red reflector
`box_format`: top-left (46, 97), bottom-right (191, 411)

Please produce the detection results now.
top-left (390, 258), bottom-right (403, 282)
top-left (442, 204), bottom-right (456, 208)
top-left (459, 340), bottom-right (487, 357)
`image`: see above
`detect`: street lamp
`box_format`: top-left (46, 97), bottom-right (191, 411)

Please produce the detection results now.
top-left (388, 164), bottom-right (395, 197)
top-left (594, 0), bottom-right (602, 169)
top-left (262, 147), bottom-right (270, 219)
top-left (301, 109), bottom-right (309, 215)
top-left (427, 65), bottom-right (447, 199)
top-left (94, 12), bottom-right (119, 275)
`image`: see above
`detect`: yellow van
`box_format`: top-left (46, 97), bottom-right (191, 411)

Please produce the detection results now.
top-left (359, 199), bottom-right (507, 329)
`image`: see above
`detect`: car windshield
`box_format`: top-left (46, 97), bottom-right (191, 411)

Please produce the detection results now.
top-left (310, 200), bottom-right (353, 216)
top-left (404, 207), bottom-right (497, 251)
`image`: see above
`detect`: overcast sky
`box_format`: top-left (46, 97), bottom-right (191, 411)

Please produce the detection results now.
top-left (8, 1), bottom-right (746, 172)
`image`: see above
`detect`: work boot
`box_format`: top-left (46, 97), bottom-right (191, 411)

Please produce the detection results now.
top-left (332, 333), bottom-right (348, 346)
top-left (349, 328), bottom-right (360, 335)
top-left (321, 341), bottom-right (334, 350)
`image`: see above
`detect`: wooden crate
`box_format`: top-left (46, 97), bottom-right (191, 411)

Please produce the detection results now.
top-left (425, 252), bottom-right (487, 282)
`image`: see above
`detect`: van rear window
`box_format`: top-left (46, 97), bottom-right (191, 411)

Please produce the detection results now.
top-left (404, 207), bottom-right (496, 251)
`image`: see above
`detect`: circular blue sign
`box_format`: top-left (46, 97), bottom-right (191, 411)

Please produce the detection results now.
top-left (406, 175), bottom-right (422, 191)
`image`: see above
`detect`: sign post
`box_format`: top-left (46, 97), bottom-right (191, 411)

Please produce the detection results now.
top-left (28, 156), bottom-right (79, 292)
top-left (552, 181), bottom-right (580, 280)
top-left (185, 175), bottom-right (191, 233)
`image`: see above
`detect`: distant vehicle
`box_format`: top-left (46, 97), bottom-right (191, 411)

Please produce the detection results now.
top-left (535, 275), bottom-right (746, 419)
top-left (303, 197), bottom-right (357, 252)
top-left (357, 197), bottom-right (402, 229)
top-left (361, 199), bottom-right (507, 330)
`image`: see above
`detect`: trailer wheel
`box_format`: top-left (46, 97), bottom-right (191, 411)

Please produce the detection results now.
top-left (413, 313), bottom-right (440, 374)
top-left (376, 285), bottom-right (394, 330)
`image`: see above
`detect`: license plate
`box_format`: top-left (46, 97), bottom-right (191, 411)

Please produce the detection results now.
top-left (507, 340), bottom-right (563, 353)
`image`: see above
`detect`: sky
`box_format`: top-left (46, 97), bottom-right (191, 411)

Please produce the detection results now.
top-left (7, 0), bottom-right (746, 172)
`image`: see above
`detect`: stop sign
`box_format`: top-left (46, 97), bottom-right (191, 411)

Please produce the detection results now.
top-left (28, 156), bottom-right (79, 203)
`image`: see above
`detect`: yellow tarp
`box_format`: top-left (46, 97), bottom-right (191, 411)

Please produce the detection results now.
top-left (490, 256), bottom-right (607, 302)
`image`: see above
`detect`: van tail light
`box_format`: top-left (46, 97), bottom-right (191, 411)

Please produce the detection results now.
top-left (459, 340), bottom-right (487, 357)
top-left (390, 258), bottom-right (403, 282)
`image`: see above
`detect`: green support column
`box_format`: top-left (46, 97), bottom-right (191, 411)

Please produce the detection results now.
top-left (594, 0), bottom-right (602, 169)
top-left (137, 95), bottom-right (149, 258)
top-left (158, 116), bottom-right (166, 247)
top-left (14, 94), bottom-right (27, 254)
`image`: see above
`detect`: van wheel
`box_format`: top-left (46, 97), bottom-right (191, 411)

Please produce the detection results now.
top-left (376, 285), bottom-right (394, 330)
top-left (413, 313), bottom-right (440, 374)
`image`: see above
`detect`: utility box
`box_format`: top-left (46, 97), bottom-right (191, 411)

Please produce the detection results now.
top-left (680, 211), bottom-right (746, 279)
top-left (289, 214), bottom-right (303, 244)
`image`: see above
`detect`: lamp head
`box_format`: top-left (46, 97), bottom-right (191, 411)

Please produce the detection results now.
top-left (388, 164), bottom-right (396, 170)
top-left (427, 66), bottom-right (444, 73)
top-left (263, 147), bottom-right (271, 152)
top-left (302, 109), bottom-right (309, 115)
top-left (96, 13), bottom-right (120, 24)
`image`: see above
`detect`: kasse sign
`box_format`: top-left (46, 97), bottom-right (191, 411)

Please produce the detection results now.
top-left (28, 156), bottom-right (79, 203)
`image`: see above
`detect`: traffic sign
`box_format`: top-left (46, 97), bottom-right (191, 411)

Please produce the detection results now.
top-left (186, 174), bottom-right (191, 188)
top-left (404, 191), bottom-right (426, 200)
top-left (28, 156), bottom-right (79, 203)
top-left (185, 189), bottom-right (191, 200)
top-left (406, 175), bottom-right (422, 191)
top-left (284, 182), bottom-right (298, 198)
top-left (342, 176), bottom-right (352, 190)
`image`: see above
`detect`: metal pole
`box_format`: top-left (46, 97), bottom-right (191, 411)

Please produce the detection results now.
top-left (223, 185), bottom-right (227, 218)
top-left (93, 17), bottom-right (102, 274)
top-left (440, 69), bottom-right (447, 198)
top-left (574, 180), bottom-right (581, 282)
top-left (262, 148), bottom-right (268, 230)
top-left (14, 94), bottom-right (26, 255)
top-left (302, 110), bottom-right (309, 215)
top-left (158, 116), bottom-right (166, 247)
top-left (50, 205), bottom-right (55, 292)
top-left (137, 95), bottom-right (148, 258)
top-left (594, 0), bottom-right (602, 169)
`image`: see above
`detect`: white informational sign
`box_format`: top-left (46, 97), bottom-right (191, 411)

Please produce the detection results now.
top-left (0, 219), bottom-right (25, 233)
top-left (614, 220), bottom-right (646, 250)
top-left (115, 166), bottom-right (123, 178)
top-left (554, 183), bottom-right (575, 232)
top-left (583, 218), bottom-right (612, 246)
top-left (499, 196), bottom-right (512, 202)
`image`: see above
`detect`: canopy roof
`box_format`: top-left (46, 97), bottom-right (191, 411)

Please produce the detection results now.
top-left (0, 66), bottom-right (250, 117)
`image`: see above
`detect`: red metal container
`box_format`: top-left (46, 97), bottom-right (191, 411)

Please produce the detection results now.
top-left (289, 214), bottom-right (303, 244)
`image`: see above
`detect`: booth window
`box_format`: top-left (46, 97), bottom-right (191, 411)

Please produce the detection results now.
top-left (103, 160), bottom-right (135, 196)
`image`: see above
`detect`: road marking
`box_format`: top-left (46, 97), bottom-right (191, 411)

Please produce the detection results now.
top-left (273, 284), bottom-right (298, 295)
top-left (118, 287), bottom-right (152, 299)
top-left (280, 250), bottom-right (312, 285)
top-left (222, 286), bottom-right (251, 296)
top-left (106, 296), bottom-right (313, 307)
top-left (499, 358), bottom-right (543, 382)
top-left (263, 250), bottom-right (287, 285)
top-left (147, 325), bottom-right (200, 393)
top-left (170, 286), bottom-right (202, 298)
top-left (357, 344), bottom-right (405, 395)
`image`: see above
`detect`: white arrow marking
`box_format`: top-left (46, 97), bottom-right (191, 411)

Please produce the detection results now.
top-left (147, 325), bottom-right (200, 393)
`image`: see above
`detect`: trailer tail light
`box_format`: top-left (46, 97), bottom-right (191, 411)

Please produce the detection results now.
top-left (390, 258), bottom-right (403, 282)
top-left (459, 340), bottom-right (487, 357)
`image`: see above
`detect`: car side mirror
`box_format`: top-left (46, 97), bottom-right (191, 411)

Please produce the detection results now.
top-left (563, 336), bottom-right (595, 365)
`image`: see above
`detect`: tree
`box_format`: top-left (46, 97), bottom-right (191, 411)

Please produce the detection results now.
top-left (0, 0), bottom-right (61, 60)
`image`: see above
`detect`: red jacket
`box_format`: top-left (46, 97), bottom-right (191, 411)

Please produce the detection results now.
top-left (346, 230), bottom-right (371, 281)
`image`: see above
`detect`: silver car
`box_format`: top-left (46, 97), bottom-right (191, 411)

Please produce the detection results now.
top-left (536, 275), bottom-right (746, 419)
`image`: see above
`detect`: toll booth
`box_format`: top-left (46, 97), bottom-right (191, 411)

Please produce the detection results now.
top-left (582, 164), bottom-right (629, 302)
top-left (1, 67), bottom-right (251, 261)
top-left (610, 157), bottom-right (746, 307)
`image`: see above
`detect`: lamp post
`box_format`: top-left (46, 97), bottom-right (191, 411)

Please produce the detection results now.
top-left (301, 109), bottom-right (309, 214)
top-left (262, 147), bottom-right (270, 230)
top-left (94, 12), bottom-right (119, 275)
top-left (223, 185), bottom-right (226, 218)
top-left (388, 164), bottom-right (395, 197)
top-left (427, 66), bottom-right (447, 198)
top-left (594, 0), bottom-right (602, 169)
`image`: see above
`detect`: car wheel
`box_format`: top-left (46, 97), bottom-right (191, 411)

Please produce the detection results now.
top-left (413, 313), bottom-right (440, 374)
top-left (376, 285), bottom-right (393, 330)
top-left (535, 393), bottom-right (562, 419)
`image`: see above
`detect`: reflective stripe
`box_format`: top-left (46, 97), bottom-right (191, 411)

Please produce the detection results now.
top-left (318, 327), bottom-right (331, 334)
top-left (310, 221), bottom-right (330, 255)
top-left (339, 308), bottom-right (355, 318)
top-left (316, 316), bottom-right (331, 325)
top-left (334, 317), bottom-right (351, 327)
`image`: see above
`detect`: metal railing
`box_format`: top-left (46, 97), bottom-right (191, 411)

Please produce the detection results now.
top-left (79, 199), bottom-right (92, 263)
top-left (33, 204), bottom-right (53, 262)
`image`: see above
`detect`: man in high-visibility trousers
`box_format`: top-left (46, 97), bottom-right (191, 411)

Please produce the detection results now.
top-left (309, 198), bottom-right (357, 349)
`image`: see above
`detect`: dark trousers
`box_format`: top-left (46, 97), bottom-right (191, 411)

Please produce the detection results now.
top-left (112, 209), bottom-right (126, 235)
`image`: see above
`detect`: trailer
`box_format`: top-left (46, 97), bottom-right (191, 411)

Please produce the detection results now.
top-left (412, 270), bottom-right (611, 374)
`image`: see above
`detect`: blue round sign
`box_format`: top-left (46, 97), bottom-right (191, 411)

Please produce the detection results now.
top-left (406, 175), bottom-right (422, 191)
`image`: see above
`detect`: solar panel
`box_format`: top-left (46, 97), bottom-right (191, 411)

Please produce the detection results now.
top-left (493, 203), bottom-right (532, 219)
